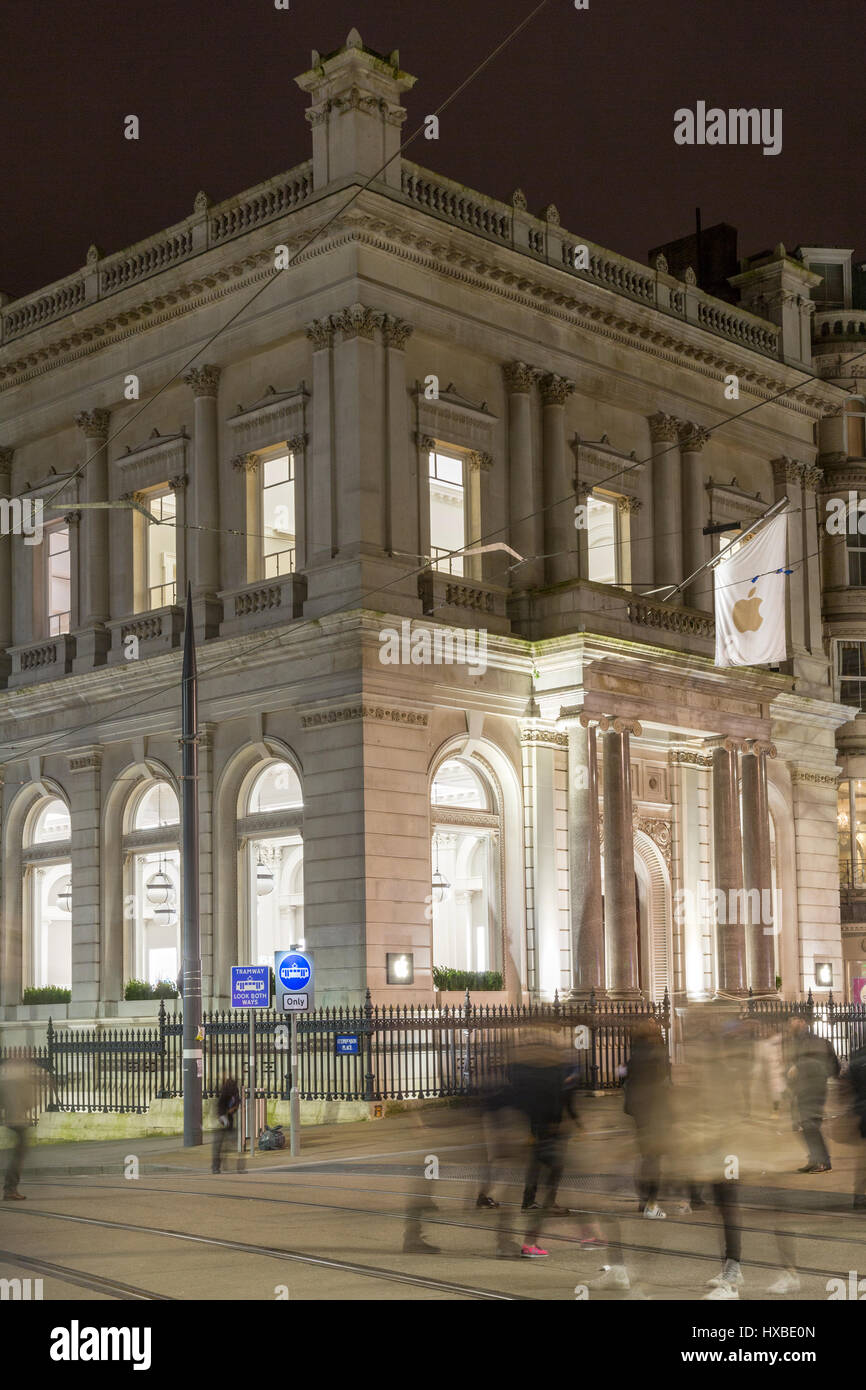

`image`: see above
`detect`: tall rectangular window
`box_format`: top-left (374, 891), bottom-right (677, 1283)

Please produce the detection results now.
top-left (847, 528), bottom-right (866, 587)
top-left (809, 261), bottom-right (845, 309)
top-left (262, 453), bottom-right (295, 578)
top-left (429, 450), bottom-right (465, 574)
top-left (840, 641), bottom-right (866, 711)
top-left (46, 524), bottom-right (71, 636)
top-left (586, 495), bottom-right (618, 584)
top-left (146, 490), bottom-right (177, 608)
top-left (845, 399), bottom-right (866, 458)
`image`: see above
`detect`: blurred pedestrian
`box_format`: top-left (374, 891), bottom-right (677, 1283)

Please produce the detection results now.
top-left (503, 1027), bottom-right (576, 1259)
top-left (787, 1018), bottom-right (839, 1173)
top-left (848, 1043), bottom-right (866, 1212)
top-left (623, 1017), bottom-right (672, 1219)
top-left (0, 1057), bottom-right (40, 1200)
top-left (212, 1075), bottom-right (241, 1174)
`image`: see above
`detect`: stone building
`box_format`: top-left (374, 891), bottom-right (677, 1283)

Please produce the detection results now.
top-left (0, 31), bottom-right (854, 1032)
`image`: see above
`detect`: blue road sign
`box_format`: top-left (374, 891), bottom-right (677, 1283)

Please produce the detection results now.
top-left (231, 964), bottom-right (270, 1008)
top-left (274, 950), bottom-right (315, 1012)
top-left (335, 1035), bottom-right (359, 1056)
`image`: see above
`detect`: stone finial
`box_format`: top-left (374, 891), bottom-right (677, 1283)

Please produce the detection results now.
top-left (654, 253), bottom-right (669, 274)
top-left (346, 27), bottom-right (363, 48)
top-left (511, 188), bottom-right (528, 211)
top-left (183, 364), bottom-right (221, 397)
top-left (85, 245), bottom-right (103, 265)
top-left (541, 203), bottom-right (560, 226)
top-left (193, 191), bottom-right (210, 213)
top-left (684, 266), bottom-right (697, 286)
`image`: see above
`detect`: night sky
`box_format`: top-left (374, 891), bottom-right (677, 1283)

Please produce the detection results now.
top-left (2, 0), bottom-right (861, 302)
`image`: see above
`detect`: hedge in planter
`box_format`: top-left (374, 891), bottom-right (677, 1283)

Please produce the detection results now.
top-left (22, 986), bottom-right (71, 1004)
top-left (123, 979), bottom-right (179, 1001)
top-left (432, 968), bottom-right (504, 992)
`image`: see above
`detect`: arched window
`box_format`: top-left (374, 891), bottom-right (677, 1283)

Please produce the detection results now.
top-left (123, 781), bottom-right (181, 987)
top-left (430, 758), bottom-right (501, 977)
top-left (23, 796), bottom-right (72, 989)
top-left (241, 760), bottom-right (304, 966)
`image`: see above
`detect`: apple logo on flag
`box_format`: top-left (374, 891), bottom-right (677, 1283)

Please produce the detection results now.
top-left (732, 586), bottom-right (763, 633)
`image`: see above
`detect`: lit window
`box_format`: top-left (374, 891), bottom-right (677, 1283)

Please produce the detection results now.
top-left (429, 451), bottom-right (465, 575)
top-left (32, 798), bottom-right (71, 844)
top-left (431, 758), bottom-right (487, 809)
top-left (133, 782), bottom-right (180, 830)
top-left (24, 797), bottom-right (72, 990)
top-left (847, 527), bottom-right (866, 587)
top-left (262, 454), bottom-right (295, 578)
top-left (249, 761), bottom-right (303, 814)
top-left (245, 761), bottom-right (304, 966)
top-left (586, 495), bottom-right (618, 584)
top-left (46, 525), bottom-right (71, 636)
top-left (146, 490), bottom-right (177, 608)
top-left (844, 398), bottom-right (866, 458)
top-left (430, 759), bottom-right (501, 980)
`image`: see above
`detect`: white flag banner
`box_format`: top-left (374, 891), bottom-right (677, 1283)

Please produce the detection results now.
top-left (714, 513), bottom-right (788, 668)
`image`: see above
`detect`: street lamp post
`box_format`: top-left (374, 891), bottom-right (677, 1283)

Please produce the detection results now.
top-left (181, 584), bottom-right (202, 1146)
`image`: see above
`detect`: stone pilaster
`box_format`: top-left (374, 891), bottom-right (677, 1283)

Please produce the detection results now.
top-left (603, 716), bottom-right (642, 998)
top-left (383, 315), bottom-right (415, 565)
top-left (742, 740), bottom-right (777, 995)
top-left (333, 304), bottom-right (385, 556)
top-left (503, 362), bottom-right (543, 588)
top-left (679, 423), bottom-right (711, 609)
top-left (0, 446), bottom-right (13, 684)
top-left (801, 465), bottom-right (824, 654)
top-left (197, 724), bottom-right (215, 1004)
top-left (73, 410), bottom-right (111, 671)
top-left (711, 737), bottom-right (748, 996)
top-left (771, 456), bottom-right (806, 657)
top-left (183, 365), bottom-right (222, 638)
top-left (539, 373), bottom-right (576, 586)
top-left (68, 748), bottom-right (103, 1009)
top-left (648, 413), bottom-right (682, 590)
top-left (305, 317), bottom-right (336, 567)
top-left (564, 711), bottom-right (606, 996)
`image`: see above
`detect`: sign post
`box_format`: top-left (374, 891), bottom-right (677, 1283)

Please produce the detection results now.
top-left (231, 964), bottom-right (270, 1158)
top-left (274, 948), bottom-right (315, 1157)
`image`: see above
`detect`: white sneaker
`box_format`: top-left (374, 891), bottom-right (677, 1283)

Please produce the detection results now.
top-left (594, 1264), bottom-right (630, 1290)
top-left (707, 1261), bottom-right (743, 1287)
top-left (703, 1280), bottom-right (740, 1300)
top-left (643, 1203), bottom-right (667, 1219)
top-left (767, 1270), bottom-right (800, 1295)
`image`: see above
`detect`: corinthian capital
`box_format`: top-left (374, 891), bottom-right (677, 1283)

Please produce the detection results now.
top-left (770, 456), bottom-right (804, 486)
top-left (538, 373), bottom-right (575, 407)
top-left (75, 409), bottom-right (111, 439)
top-left (232, 453), bottom-right (259, 474)
top-left (183, 365), bottom-right (221, 398)
top-left (381, 315), bottom-right (413, 349)
top-left (0, 446), bottom-right (14, 473)
top-left (648, 412), bottom-right (680, 443)
top-left (502, 360), bottom-right (537, 394)
top-left (679, 423), bottom-right (711, 452)
top-left (467, 450), bottom-right (493, 473)
top-left (801, 464), bottom-right (823, 492)
top-left (333, 303), bottom-right (384, 341)
top-left (306, 317), bottom-right (334, 350)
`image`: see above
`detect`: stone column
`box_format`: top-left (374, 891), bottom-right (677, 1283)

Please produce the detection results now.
top-left (742, 740), bottom-right (777, 995)
top-left (603, 716), bottom-right (642, 998)
top-left (711, 737), bottom-right (748, 996)
top-left (648, 413), bottom-right (682, 590)
top-left (383, 315), bottom-right (415, 563)
top-left (466, 451), bottom-right (492, 582)
top-left (539, 373), bottom-right (576, 586)
top-left (503, 362), bottom-right (543, 587)
top-left (305, 317), bottom-right (336, 567)
top-left (771, 456), bottom-right (806, 656)
top-left (801, 465), bottom-right (824, 654)
top-left (679, 423), bottom-right (711, 609)
top-left (74, 410), bottom-right (111, 668)
top-left (182, 365), bottom-right (222, 637)
top-left (0, 447), bottom-right (13, 684)
top-left (168, 474), bottom-right (189, 602)
top-left (565, 711), bottom-right (606, 996)
top-left (820, 475), bottom-right (849, 591)
top-left (332, 304), bottom-right (385, 556)
top-left (68, 748), bottom-right (103, 1013)
top-left (197, 724), bottom-right (215, 1006)
top-left (287, 431), bottom-right (309, 575)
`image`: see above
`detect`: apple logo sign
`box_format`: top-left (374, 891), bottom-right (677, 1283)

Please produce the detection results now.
top-left (732, 586), bottom-right (763, 634)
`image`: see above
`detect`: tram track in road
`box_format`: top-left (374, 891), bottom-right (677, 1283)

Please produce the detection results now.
top-left (0, 1245), bottom-right (174, 1300)
top-left (0, 1204), bottom-right (528, 1300)
top-left (17, 1174), bottom-right (866, 1286)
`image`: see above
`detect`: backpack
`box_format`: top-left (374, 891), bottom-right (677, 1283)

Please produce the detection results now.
top-left (258, 1124), bottom-right (287, 1150)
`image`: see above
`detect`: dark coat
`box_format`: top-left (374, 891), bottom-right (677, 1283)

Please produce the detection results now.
top-left (216, 1079), bottom-right (241, 1127)
top-left (791, 1035), bottom-right (839, 1117)
top-left (623, 1036), bottom-right (673, 1130)
top-left (848, 1046), bottom-right (866, 1139)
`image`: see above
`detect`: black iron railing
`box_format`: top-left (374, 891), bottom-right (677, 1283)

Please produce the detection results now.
top-left (1, 990), bottom-right (671, 1116)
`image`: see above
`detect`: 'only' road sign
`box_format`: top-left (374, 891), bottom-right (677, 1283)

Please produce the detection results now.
top-left (274, 950), bottom-right (315, 1013)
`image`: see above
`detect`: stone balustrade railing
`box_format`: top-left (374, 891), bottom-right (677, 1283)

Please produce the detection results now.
top-left (2, 153), bottom-right (781, 365)
top-left (626, 596), bottom-right (714, 639)
top-left (0, 161), bottom-right (314, 346)
top-left (813, 309), bottom-right (866, 341)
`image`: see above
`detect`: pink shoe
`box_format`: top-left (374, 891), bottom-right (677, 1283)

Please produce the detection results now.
top-left (521, 1244), bottom-right (549, 1259)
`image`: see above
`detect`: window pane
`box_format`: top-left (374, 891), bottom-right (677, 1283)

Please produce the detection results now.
top-left (31, 798), bottom-right (71, 844)
top-left (587, 496), bottom-right (617, 584)
top-left (249, 762), bottom-right (303, 813)
top-left (134, 782), bottom-right (180, 830)
top-left (263, 454), bottom-right (291, 488)
top-left (429, 453), bottom-right (465, 574)
top-left (46, 525), bottom-right (70, 628)
top-left (146, 490), bottom-right (177, 607)
top-left (431, 759), bottom-right (487, 809)
top-left (433, 452), bottom-right (463, 486)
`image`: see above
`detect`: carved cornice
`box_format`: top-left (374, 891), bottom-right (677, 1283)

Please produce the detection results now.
top-left (502, 360), bottom-right (538, 394)
top-left (381, 314), bottom-right (413, 349)
top-left (770, 455), bottom-right (805, 486)
top-left (183, 364), bottom-right (221, 398)
top-left (300, 703), bottom-right (429, 729)
top-left (431, 807), bottom-right (499, 830)
top-left (75, 408), bottom-right (110, 439)
top-left (791, 768), bottom-right (839, 786)
top-left (116, 428), bottom-right (189, 478)
top-left (648, 412), bottom-right (681, 443)
top-left (68, 749), bottom-right (102, 773)
top-left (678, 423), bottom-right (711, 453)
top-left (333, 303), bottom-right (384, 341)
top-left (520, 727), bottom-right (569, 747)
top-left (669, 749), bottom-right (713, 768)
top-left (538, 372), bottom-right (575, 407)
